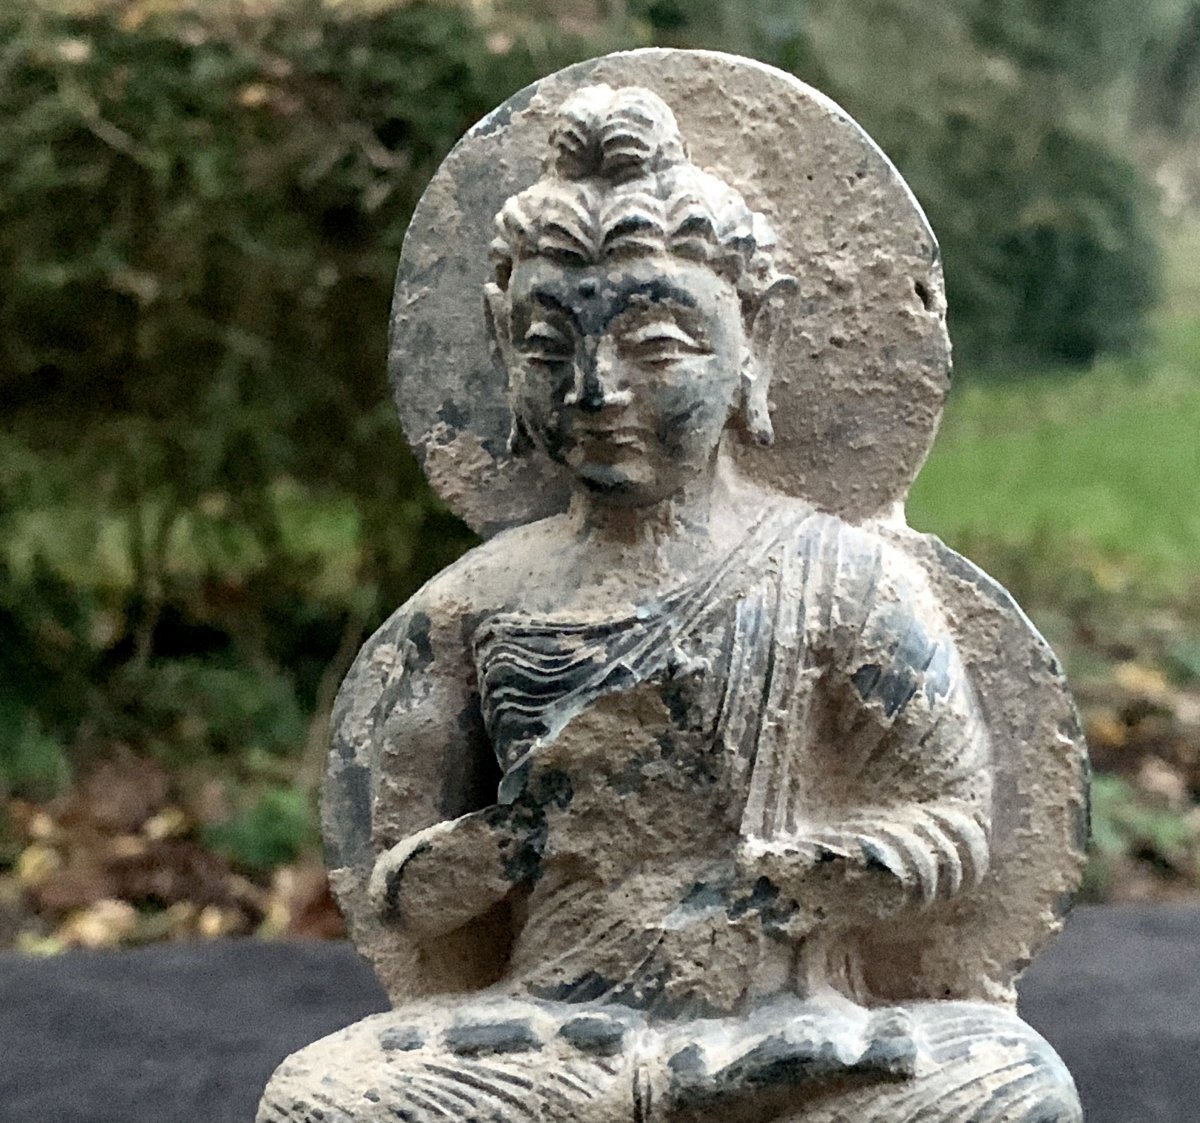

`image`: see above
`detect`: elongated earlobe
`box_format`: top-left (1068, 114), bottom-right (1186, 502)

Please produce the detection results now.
top-left (484, 282), bottom-right (516, 372)
top-left (739, 354), bottom-right (775, 446)
top-left (484, 281), bottom-right (534, 458)
top-left (507, 413), bottom-right (534, 457)
top-left (737, 274), bottom-right (797, 447)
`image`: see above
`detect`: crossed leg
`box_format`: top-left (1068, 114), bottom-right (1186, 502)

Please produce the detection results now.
top-left (257, 995), bottom-right (640, 1123)
top-left (257, 996), bottom-right (1081, 1123)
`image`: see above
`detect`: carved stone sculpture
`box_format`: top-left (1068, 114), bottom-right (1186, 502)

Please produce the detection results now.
top-left (258, 50), bottom-right (1089, 1123)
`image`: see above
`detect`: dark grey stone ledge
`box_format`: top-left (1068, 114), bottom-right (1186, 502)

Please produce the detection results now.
top-left (1, 905), bottom-right (1195, 1123)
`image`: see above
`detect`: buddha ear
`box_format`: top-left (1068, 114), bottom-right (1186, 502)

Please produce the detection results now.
top-left (739, 351), bottom-right (774, 447)
top-left (747, 273), bottom-right (798, 357)
top-left (484, 281), bottom-right (535, 457)
top-left (484, 281), bottom-right (517, 374)
top-left (507, 413), bottom-right (535, 457)
top-left (738, 275), bottom-right (798, 447)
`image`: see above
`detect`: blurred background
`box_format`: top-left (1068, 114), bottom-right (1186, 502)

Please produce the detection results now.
top-left (2, 0), bottom-right (1199, 952)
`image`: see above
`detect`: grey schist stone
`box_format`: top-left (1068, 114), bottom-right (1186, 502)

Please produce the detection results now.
top-left (259, 51), bottom-right (1092, 1123)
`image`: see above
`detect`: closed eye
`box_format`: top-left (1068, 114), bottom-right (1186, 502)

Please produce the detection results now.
top-left (521, 321), bottom-right (572, 362)
top-left (621, 321), bottom-right (710, 364)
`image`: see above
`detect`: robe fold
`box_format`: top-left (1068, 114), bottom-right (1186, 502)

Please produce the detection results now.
top-left (472, 505), bottom-right (992, 1010)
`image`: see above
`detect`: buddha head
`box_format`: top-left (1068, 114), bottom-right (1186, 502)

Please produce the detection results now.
top-left (485, 84), bottom-right (794, 509)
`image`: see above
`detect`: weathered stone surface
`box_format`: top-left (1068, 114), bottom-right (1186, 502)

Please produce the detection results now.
top-left (267, 51), bottom-right (1089, 1123)
top-left (391, 49), bottom-right (950, 537)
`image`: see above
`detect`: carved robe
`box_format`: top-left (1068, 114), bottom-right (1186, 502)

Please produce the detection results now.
top-left (260, 506), bottom-right (1081, 1123)
top-left (465, 505), bottom-right (992, 1014)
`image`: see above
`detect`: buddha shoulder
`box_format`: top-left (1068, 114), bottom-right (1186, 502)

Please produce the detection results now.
top-left (339, 515), bottom-right (576, 696)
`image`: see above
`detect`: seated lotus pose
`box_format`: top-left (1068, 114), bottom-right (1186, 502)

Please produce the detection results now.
top-left (260, 81), bottom-right (1083, 1123)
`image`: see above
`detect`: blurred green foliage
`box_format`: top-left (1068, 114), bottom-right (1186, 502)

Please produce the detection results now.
top-left (908, 313), bottom-right (1200, 599)
top-left (632, 0), bottom-right (1166, 365)
top-left (203, 785), bottom-right (315, 871)
top-left (0, 0), bottom-right (594, 801)
top-left (0, 701), bottom-right (69, 804)
top-left (1085, 773), bottom-right (1198, 899)
top-left (0, 0), bottom-right (1196, 900)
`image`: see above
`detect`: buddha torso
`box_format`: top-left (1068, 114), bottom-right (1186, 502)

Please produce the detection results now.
top-left (463, 501), bottom-right (985, 1016)
top-left (479, 595), bottom-right (769, 1016)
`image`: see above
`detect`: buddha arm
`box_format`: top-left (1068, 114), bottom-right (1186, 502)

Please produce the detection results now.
top-left (368, 802), bottom-right (541, 938)
top-left (345, 602), bottom-right (530, 939)
top-left (737, 529), bottom-right (992, 931)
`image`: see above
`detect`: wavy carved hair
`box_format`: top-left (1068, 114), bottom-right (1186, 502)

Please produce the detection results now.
top-left (490, 84), bottom-right (786, 323)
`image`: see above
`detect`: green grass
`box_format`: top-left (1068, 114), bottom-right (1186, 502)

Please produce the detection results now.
top-left (909, 313), bottom-right (1200, 598)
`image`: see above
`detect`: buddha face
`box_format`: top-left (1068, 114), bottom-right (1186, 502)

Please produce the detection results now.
top-left (502, 254), bottom-right (748, 508)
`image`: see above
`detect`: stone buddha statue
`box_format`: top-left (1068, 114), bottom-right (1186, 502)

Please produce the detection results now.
top-left (259, 53), bottom-right (1088, 1123)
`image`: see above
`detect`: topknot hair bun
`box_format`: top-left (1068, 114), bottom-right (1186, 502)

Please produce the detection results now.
top-left (550, 85), bottom-right (688, 183)
top-left (490, 83), bottom-right (789, 319)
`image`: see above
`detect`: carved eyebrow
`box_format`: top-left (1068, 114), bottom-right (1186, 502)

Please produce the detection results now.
top-left (523, 321), bottom-right (571, 346)
top-left (531, 290), bottom-right (576, 317)
top-left (622, 321), bottom-right (703, 347)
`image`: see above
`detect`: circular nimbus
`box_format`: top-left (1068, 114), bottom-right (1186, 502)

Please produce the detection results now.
top-left (391, 49), bottom-right (950, 535)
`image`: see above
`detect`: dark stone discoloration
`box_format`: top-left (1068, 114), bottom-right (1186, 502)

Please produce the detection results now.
top-left (857, 1030), bottom-right (920, 1076)
top-left (711, 1034), bottom-right (848, 1090)
top-left (437, 401), bottom-right (468, 433)
top-left (681, 880), bottom-right (728, 911)
top-left (666, 1019), bottom-right (920, 1111)
top-left (860, 838), bottom-right (898, 875)
top-left (728, 876), bottom-right (797, 935)
top-left (380, 843), bottom-right (432, 918)
top-left (526, 768), bottom-right (573, 812)
top-left (851, 662), bottom-right (882, 701)
top-left (487, 766), bottom-right (572, 883)
top-left (530, 971), bottom-right (614, 1004)
top-left (1073, 751), bottom-right (1093, 855)
top-left (332, 727), bottom-right (356, 766)
top-left (439, 691), bottom-right (497, 817)
top-left (405, 612), bottom-right (434, 671)
top-left (322, 759), bottom-right (371, 871)
top-left (852, 609), bottom-right (936, 718)
top-left (443, 1017), bottom-right (542, 1056)
top-left (461, 609), bottom-right (489, 652)
top-left (559, 1014), bottom-right (629, 1056)
top-left (500, 824), bottom-right (545, 885)
top-left (659, 673), bottom-right (701, 728)
top-left (495, 752), bottom-right (534, 806)
top-left (667, 1042), bottom-right (706, 1079)
top-left (922, 640), bottom-right (953, 702)
top-left (379, 1026), bottom-right (424, 1052)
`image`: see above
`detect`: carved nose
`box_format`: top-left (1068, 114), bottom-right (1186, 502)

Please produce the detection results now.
top-left (564, 338), bottom-right (632, 413)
